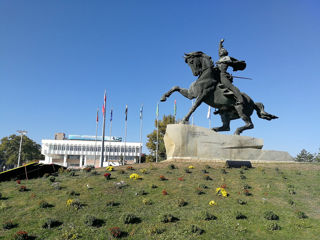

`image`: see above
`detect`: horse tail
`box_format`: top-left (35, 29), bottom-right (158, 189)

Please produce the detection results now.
top-left (254, 102), bottom-right (278, 121)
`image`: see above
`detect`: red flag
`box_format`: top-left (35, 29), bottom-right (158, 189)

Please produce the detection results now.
top-left (102, 90), bottom-right (106, 116)
top-left (96, 108), bottom-right (99, 123)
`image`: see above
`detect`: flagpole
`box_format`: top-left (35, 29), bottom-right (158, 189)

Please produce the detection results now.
top-left (100, 90), bottom-right (106, 168)
top-left (124, 105), bottom-right (128, 165)
top-left (191, 100), bottom-right (194, 126)
top-left (94, 108), bottom-right (99, 167)
top-left (156, 103), bottom-right (159, 163)
top-left (108, 108), bottom-right (113, 166)
top-left (207, 106), bottom-right (211, 129)
top-left (139, 105), bottom-right (143, 164)
top-left (174, 99), bottom-right (177, 123)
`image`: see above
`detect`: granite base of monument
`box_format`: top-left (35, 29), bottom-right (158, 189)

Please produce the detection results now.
top-left (163, 124), bottom-right (293, 163)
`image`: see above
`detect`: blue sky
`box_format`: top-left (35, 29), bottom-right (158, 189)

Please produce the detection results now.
top-left (1, 0), bottom-right (319, 157)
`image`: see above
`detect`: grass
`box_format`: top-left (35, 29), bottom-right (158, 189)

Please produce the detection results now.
top-left (0, 162), bottom-right (320, 239)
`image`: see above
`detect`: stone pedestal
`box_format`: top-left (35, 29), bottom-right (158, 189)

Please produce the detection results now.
top-left (164, 124), bottom-right (293, 163)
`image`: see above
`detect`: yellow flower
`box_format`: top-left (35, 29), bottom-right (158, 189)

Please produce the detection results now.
top-left (140, 169), bottom-right (147, 173)
top-left (66, 199), bottom-right (73, 207)
top-left (216, 187), bottom-right (228, 197)
top-left (106, 166), bottom-right (114, 171)
top-left (209, 200), bottom-right (217, 206)
top-left (188, 165), bottom-right (194, 169)
top-left (129, 173), bottom-right (141, 180)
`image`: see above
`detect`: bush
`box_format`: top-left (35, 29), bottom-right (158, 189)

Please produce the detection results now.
top-left (159, 214), bottom-right (178, 223)
top-left (150, 184), bottom-right (158, 189)
top-left (297, 211), bottom-right (308, 219)
top-left (106, 201), bottom-right (117, 207)
top-left (237, 199), bottom-right (247, 205)
top-left (240, 174), bottom-right (246, 180)
top-left (42, 218), bottom-right (61, 229)
top-left (49, 176), bottom-right (55, 183)
top-left (195, 188), bottom-right (205, 195)
top-left (2, 220), bottom-right (17, 230)
top-left (58, 167), bottom-right (65, 174)
top-left (109, 227), bottom-right (122, 238)
top-left (235, 211), bottom-right (247, 220)
top-left (18, 186), bottom-right (27, 192)
top-left (201, 169), bottom-right (208, 174)
top-left (13, 231), bottom-right (29, 240)
top-left (68, 190), bottom-right (80, 196)
top-left (221, 169), bottom-right (227, 174)
top-left (203, 175), bottom-right (212, 180)
top-left (243, 189), bottom-right (252, 196)
top-left (243, 183), bottom-right (251, 190)
top-left (168, 164), bottom-right (176, 170)
top-left (142, 198), bottom-right (152, 205)
top-left (39, 200), bottom-right (51, 208)
top-left (135, 190), bottom-right (147, 196)
top-left (84, 215), bottom-right (102, 227)
top-left (184, 168), bottom-right (191, 173)
top-left (147, 226), bottom-right (165, 235)
top-left (288, 199), bottom-right (295, 206)
top-left (177, 198), bottom-right (186, 207)
top-left (198, 184), bottom-right (208, 189)
top-left (121, 213), bottom-right (140, 224)
top-left (190, 225), bottom-right (204, 235)
top-left (205, 165), bottom-right (211, 169)
top-left (264, 211), bottom-right (279, 220)
top-left (198, 211), bottom-right (217, 221)
top-left (266, 222), bottom-right (281, 231)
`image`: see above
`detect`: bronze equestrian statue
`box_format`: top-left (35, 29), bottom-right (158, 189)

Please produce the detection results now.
top-left (160, 39), bottom-right (278, 135)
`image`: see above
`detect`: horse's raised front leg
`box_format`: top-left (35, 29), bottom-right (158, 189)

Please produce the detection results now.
top-left (160, 86), bottom-right (180, 102)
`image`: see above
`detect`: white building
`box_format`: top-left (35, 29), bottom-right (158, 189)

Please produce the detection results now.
top-left (40, 134), bottom-right (142, 168)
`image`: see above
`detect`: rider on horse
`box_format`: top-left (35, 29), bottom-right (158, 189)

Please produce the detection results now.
top-left (215, 39), bottom-right (246, 105)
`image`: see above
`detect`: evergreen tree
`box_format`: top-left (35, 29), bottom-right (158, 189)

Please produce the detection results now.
top-left (295, 149), bottom-right (314, 162)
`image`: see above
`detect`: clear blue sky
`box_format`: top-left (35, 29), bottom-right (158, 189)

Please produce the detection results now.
top-left (1, 0), bottom-right (319, 157)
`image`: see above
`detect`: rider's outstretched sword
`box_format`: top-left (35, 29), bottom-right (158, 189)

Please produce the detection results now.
top-left (232, 75), bottom-right (253, 80)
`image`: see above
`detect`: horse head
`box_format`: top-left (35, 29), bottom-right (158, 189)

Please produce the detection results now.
top-left (184, 51), bottom-right (214, 76)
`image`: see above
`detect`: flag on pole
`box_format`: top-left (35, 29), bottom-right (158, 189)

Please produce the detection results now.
top-left (156, 103), bottom-right (159, 118)
top-left (110, 109), bottom-right (113, 122)
top-left (140, 104), bottom-right (143, 120)
top-left (102, 90), bottom-right (106, 116)
top-left (96, 108), bottom-right (99, 123)
top-left (174, 99), bottom-right (177, 116)
top-left (207, 106), bottom-right (211, 119)
top-left (125, 105), bottom-right (128, 121)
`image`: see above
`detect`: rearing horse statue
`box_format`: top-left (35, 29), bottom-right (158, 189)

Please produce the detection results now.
top-left (160, 51), bottom-right (278, 135)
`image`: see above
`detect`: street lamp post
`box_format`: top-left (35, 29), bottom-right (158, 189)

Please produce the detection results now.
top-left (17, 130), bottom-right (27, 167)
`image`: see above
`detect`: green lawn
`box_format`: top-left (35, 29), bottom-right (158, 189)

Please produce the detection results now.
top-left (1, 162), bottom-right (320, 240)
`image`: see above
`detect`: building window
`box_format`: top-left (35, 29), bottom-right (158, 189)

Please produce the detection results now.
top-left (70, 146), bottom-right (74, 151)
top-left (62, 145), bottom-right (65, 151)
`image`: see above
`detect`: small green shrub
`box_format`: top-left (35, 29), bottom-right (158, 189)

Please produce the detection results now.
top-left (68, 190), bottom-right (80, 196)
top-left (177, 198), bottom-right (186, 207)
top-left (2, 220), bottom-right (17, 230)
top-left (159, 214), bottom-right (178, 223)
top-left (42, 218), bottom-right (61, 229)
top-left (58, 167), bottom-right (65, 174)
top-left (205, 165), bottom-right (211, 169)
top-left (235, 211), bottom-right (247, 220)
top-left (84, 215), bottom-right (102, 227)
top-left (106, 200), bottom-right (118, 207)
top-left (49, 176), bottom-right (55, 182)
top-left (201, 169), bottom-right (208, 174)
top-left (237, 199), bottom-right (247, 205)
top-left (135, 190), bottom-right (147, 196)
top-left (195, 188), bottom-right (205, 195)
top-left (191, 225), bottom-right (204, 235)
top-left (239, 170), bottom-right (244, 174)
top-left (240, 174), bottom-right (246, 180)
top-left (266, 222), bottom-right (281, 231)
top-left (150, 184), bottom-right (157, 189)
top-left (147, 226), bottom-right (165, 235)
top-left (121, 213), bottom-right (140, 224)
top-left (297, 211), bottom-right (308, 219)
top-left (288, 188), bottom-right (296, 195)
top-left (288, 199), bottom-right (295, 206)
top-left (39, 200), bottom-right (51, 208)
top-left (142, 198), bottom-right (152, 205)
top-left (264, 211), bottom-right (279, 220)
top-left (198, 211), bottom-right (217, 221)
top-left (203, 175), bottom-right (212, 180)
top-left (243, 183), bottom-right (251, 189)
top-left (198, 184), bottom-right (208, 189)
top-left (168, 164), bottom-right (176, 169)
top-left (71, 199), bottom-right (82, 210)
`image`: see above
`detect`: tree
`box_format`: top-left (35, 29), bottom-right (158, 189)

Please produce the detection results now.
top-left (146, 115), bottom-right (175, 162)
top-left (0, 134), bottom-right (44, 166)
top-left (295, 149), bottom-right (314, 162)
